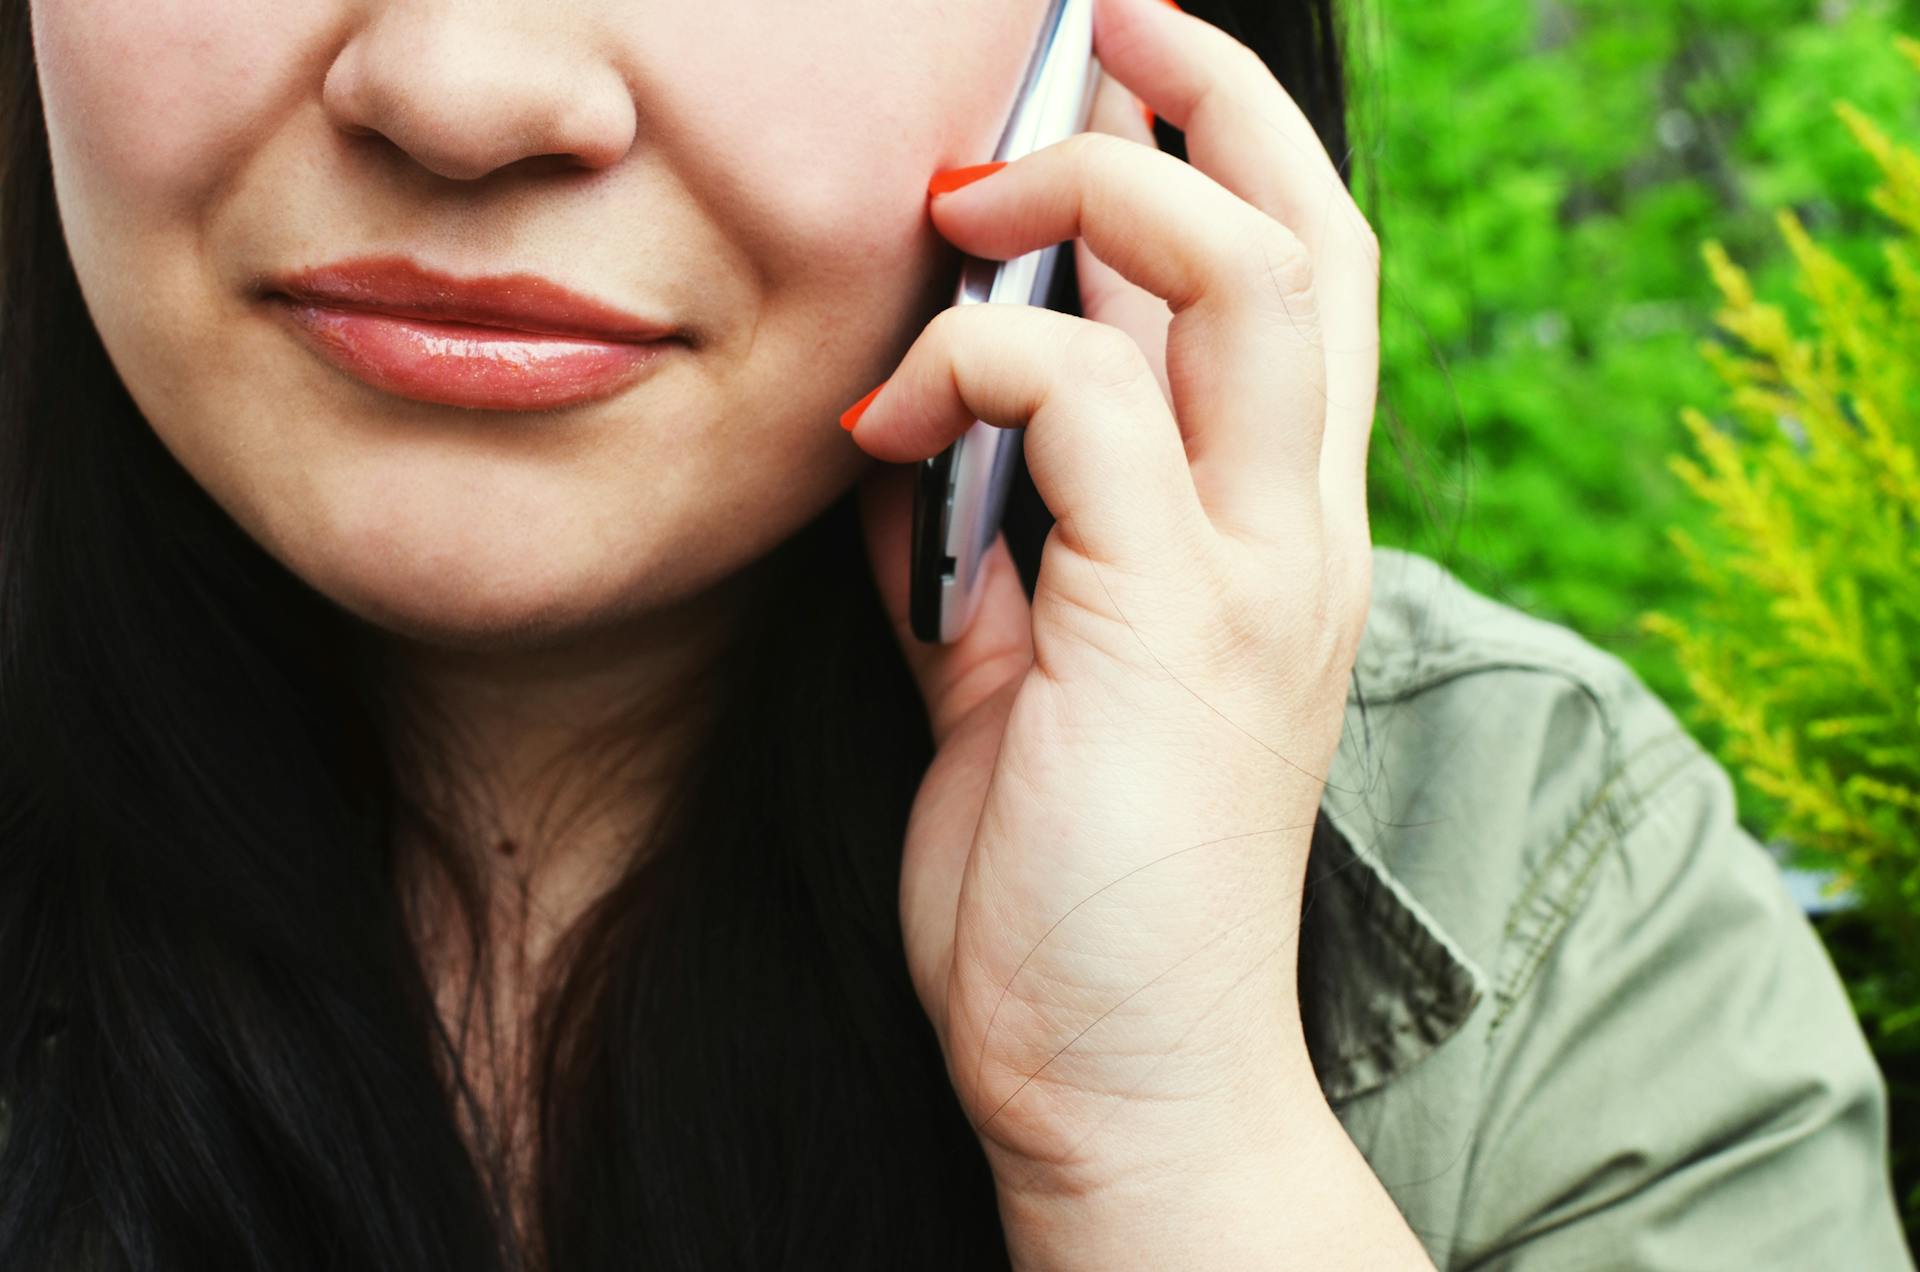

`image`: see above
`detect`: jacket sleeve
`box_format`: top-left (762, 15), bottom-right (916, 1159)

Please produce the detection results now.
top-left (1447, 681), bottom-right (1913, 1270)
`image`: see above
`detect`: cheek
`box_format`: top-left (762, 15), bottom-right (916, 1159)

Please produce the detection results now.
top-left (31, 0), bottom-right (313, 225)
top-left (658, 8), bottom-right (1035, 288)
top-left (31, 0), bottom-right (329, 439)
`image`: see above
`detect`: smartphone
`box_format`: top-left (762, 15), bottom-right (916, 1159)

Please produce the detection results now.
top-left (909, 0), bottom-right (1098, 644)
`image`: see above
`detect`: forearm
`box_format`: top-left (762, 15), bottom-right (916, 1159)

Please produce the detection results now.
top-left (992, 1077), bottom-right (1437, 1272)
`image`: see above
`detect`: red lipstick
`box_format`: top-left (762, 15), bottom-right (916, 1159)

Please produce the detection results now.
top-left (262, 255), bottom-right (680, 412)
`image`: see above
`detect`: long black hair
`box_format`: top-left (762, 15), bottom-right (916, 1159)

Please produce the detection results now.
top-left (0, 3), bottom-right (1380, 1268)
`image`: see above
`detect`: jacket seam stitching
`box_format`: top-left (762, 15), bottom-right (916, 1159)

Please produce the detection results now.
top-left (1490, 731), bottom-right (1709, 1033)
top-left (1352, 649), bottom-right (1630, 710)
top-left (1312, 835), bottom-right (1486, 1099)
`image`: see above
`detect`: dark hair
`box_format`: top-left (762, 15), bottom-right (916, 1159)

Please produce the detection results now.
top-left (0, 3), bottom-right (1378, 1268)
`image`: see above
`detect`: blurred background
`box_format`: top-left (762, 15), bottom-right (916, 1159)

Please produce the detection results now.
top-left (1342, 0), bottom-right (1920, 1241)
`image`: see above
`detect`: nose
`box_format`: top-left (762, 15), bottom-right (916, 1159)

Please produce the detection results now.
top-left (321, 7), bottom-right (638, 181)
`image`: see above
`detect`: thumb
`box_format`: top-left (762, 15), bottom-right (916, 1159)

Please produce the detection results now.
top-left (854, 457), bottom-right (1035, 749)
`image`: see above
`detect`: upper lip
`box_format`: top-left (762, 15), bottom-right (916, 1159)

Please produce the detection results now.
top-left (263, 254), bottom-right (678, 344)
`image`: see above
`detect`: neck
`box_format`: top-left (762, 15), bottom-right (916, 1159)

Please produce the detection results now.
top-left (374, 567), bottom-right (754, 972)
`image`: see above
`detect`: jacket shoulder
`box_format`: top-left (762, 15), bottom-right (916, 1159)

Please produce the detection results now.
top-left (1321, 547), bottom-right (1906, 1267)
top-left (1353, 544), bottom-right (1657, 719)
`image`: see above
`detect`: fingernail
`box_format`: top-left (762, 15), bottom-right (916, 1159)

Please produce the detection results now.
top-left (840, 380), bottom-right (886, 432)
top-left (1138, 96), bottom-right (1156, 132)
top-left (928, 162), bottom-right (1007, 200)
top-left (1161, 0), bottom-right (1182, 9)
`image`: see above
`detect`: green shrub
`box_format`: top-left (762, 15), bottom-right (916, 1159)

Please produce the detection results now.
top-left (1639, 34), bottom-right (1920, 1233)
top-left (1352, 0), bottom-right (1920, 711)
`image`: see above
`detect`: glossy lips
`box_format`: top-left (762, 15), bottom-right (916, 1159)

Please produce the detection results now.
top-left (265, 255), bottom-right (678, 412)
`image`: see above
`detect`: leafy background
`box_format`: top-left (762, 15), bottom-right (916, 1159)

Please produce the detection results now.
top-left (1352, 0), bottom-right (1919, 701)
top-left (1338, 0), bottom-right (1920, 1242)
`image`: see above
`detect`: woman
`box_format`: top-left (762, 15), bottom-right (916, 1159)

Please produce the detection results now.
top-left (0, 0), bottom-right (1907, 1267)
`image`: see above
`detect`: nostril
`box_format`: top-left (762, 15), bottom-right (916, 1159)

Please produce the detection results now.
top-left (506, 152), bottom-right (593, 178)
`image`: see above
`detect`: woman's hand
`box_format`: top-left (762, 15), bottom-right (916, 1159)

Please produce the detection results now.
top-left (846, 0), bottom-right (1417, 1262)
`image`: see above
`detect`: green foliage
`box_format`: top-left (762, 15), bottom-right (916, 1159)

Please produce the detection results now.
top-left (1638, 35), bottom-right (1920, 1231)
top-left (1349, 0), bottom-right (1920, 711)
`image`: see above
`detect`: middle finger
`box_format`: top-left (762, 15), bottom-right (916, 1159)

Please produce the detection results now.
top-left (928, 130), bottom-right (1328, 546)
top-left (1094, 0), bottom-right (1381, 544)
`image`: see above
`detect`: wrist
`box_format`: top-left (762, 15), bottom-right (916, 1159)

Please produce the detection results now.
top-left (994, 1146), bottom-right (1300, 1272)
top-left (988, 1067), bottom-right (1435, 1271)
top-left (980, 1016), bottom-right (1321, 1204)
top-left (987, 1057), bottom-right (1313, 1265)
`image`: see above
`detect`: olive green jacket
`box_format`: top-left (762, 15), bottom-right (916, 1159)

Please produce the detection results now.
top-left (1302, 545), bottom-right (1912, 1269)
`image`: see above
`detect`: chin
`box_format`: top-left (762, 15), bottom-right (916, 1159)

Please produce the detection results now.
top-left (276, 510), bottom-right (651, 654)
top-left (335, 577), bottom-right (617, 654)
top-left (331, 568), bottom-right (627, 655)
top-left (269, 466), bottom-right (586, 625)
top-left (223, 454), bottom-right (770, 656)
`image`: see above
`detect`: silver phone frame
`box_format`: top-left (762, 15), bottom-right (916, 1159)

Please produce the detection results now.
top-left (909, 0), bottom-right (1098, 644)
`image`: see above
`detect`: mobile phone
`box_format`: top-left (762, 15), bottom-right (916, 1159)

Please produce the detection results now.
top-left (909, 0), bottom-right (1098, 644)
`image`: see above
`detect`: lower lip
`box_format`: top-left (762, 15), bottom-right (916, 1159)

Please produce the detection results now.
top-left (273, 300), bottom-right (673, 412)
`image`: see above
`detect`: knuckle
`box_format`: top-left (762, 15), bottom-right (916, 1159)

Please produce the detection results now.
top-left (1227, 36), bottom-right (1282, 98)
top-left (1341, 547), bottom-right (1374, 653)
top-left (1211, 579), bottom-right (1287, 661)
top-left (1189, 553), bottom-right (1287, 664)
top-left (1063, 128), bottom-right (1131, 175)
top-left (1349, 207), bottom-right (1382, 274)
top-left (1058, 320), bottom-right (1150, 397)
top-left (924, 301), bottom-right (969, 350)
top-left (1233, 219), bottom-right (1317, 319)
top-left (1312, 547), bottom-right (1364, 666)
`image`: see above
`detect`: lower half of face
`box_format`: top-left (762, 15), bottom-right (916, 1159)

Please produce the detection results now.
top-left (90, 244), bottom-right (941, 653)
top-left (31, 0), bottom-right (1042, 653)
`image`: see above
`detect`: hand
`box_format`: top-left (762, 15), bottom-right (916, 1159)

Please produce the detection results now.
top-left (846, 0), bottom-right (1381, 1206)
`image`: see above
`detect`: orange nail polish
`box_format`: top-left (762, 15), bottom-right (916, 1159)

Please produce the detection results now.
top-left (927, 162), bottom-right (1007, 199)
top-left (840, 380), bottom-right (886, 432)
top-left (1140, 98), bottom-right (1156, 132)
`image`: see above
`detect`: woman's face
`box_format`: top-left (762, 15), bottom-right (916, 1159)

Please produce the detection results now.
top-left (29, 1), bottom-right (1046, 650)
